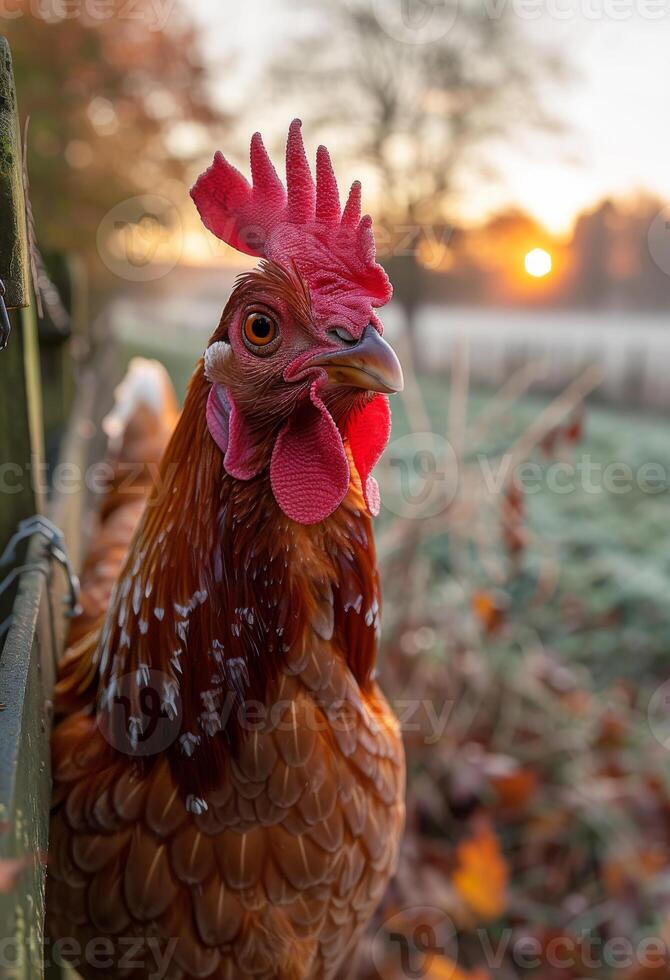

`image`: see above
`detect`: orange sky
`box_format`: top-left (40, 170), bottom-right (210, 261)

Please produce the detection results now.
top-left (189, 1), bottom-right (670, 237)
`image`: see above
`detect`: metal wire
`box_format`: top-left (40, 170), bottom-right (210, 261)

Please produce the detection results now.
top-left (0, 279), bottom-right (11, 351)
top-left (0, 515), bottom-right (81, 641)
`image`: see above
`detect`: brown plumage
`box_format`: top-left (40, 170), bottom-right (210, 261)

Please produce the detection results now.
top-left (48, 300), bottom-right (405, 979)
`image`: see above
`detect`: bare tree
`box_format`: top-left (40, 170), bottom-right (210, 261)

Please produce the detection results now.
top-left (271, 0), bottom-right (563, 364)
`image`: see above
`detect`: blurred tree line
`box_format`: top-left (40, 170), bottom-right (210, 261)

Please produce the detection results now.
top-left (6, 1), bottom-right (664, 321)
top-left (570, 197), bottom-right (670, 311)
top-left (419, 196), bottom-right (670, 312)
top-left (4, 2), bottom-right (225, 284)
top-left (271, 0), bottom-right (565, 361)
top-left (269, 2), bottom-right (669, 319)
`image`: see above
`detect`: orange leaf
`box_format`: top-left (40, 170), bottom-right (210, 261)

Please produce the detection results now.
top-left (452, 819), bottom-right (508, 922)
top-left (471, 591), bottom-right (506, 635)
top-left (603, 846), bottom-right (668, 897)
top-left (491, 767), bottom-right (539, 813)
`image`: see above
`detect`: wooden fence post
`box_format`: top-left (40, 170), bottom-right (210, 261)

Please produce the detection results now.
top-left (0, 37), bottom-right (29, 311)
top-left (0, 35), bottom-right (52, 980)
top-left (0, 35), bottom-right (45, 623)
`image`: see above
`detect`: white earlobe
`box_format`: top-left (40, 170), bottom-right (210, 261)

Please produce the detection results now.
top-left (204, 340), bottom-right (230, 382)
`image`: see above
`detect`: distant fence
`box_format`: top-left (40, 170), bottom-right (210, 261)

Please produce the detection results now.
top-left (385, 305), bottom-right (670, 412)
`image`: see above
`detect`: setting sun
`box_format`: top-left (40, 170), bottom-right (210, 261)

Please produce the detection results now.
top-left (525, 247), bottom-right (553, 278)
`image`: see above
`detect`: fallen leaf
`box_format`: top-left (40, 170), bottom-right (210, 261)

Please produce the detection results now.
top-left (452, 819), bottom-right (508, 922)
top-left (603, 845), bottom-right (669, 897)
top-left (490, 766), bottom-right (539, 813)
top-left (471, 591), bottom-right (507, 635)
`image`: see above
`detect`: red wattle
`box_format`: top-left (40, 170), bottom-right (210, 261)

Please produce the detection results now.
top-left (207, 383), bottom-right (391, 524)
top-left (270, 383), bottom-right (350, 525)
top-left (346, 394), bottom-right (391, 517)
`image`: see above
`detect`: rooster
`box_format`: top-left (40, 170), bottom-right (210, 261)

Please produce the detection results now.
top-left (48, 120), bottom-right (405, 980)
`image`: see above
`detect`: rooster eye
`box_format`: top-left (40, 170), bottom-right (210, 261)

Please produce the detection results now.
top-left (243, 312), bottom-right (278, 351)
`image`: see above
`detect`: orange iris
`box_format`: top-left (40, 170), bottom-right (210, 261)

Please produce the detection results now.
top-left (244, 312), bottom-right (277, 347)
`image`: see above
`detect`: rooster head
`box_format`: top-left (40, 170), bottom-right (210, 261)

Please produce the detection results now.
top-left (191, 119), bottom-right (403, 525)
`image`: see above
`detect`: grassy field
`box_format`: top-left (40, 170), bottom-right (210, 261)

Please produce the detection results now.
top-left (414, 377), bottom-right (670, 689)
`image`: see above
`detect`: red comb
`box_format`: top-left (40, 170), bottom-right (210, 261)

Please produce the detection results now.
top-left (191, 119), bottom-right (392, 311)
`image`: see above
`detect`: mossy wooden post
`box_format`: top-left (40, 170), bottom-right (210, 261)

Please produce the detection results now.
top-left (0, 37), bottom-right (29, 311)
top-left (0, 35), bottom-right (45, 610)
top-left (0, 35), bottom-right (52, 980)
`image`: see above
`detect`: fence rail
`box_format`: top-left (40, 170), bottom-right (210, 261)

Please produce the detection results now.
top-left (391, 305), bottom-right (670, 412)
top-left (0, 34), bottom-right (102, 979)
top-left (0, 536), bottom-right (53, 979)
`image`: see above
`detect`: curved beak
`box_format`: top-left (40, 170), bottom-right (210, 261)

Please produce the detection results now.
top-left (309, 325), bottom-right (404, 394)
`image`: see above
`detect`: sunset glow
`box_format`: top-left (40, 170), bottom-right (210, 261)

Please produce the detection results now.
top-left (524, 248), bottom-right (553, 279)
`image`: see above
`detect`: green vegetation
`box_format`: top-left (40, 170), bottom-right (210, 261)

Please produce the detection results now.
top-left (404, 378), bottom-right (670, 689)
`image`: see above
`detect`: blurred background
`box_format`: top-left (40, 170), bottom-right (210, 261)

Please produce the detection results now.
top-left (5, 0), bottom-right (670, 976)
